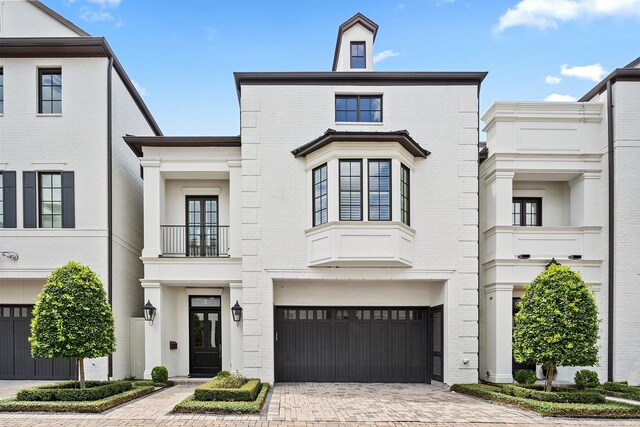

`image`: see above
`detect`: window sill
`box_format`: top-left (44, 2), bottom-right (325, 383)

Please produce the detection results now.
top-left (335, 121), bottom-right (384, 126)
top-left (36, 113), bottom-right (62, 117)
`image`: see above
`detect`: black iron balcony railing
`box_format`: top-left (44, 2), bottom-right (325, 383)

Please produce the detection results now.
top-left (160, 225), bottom-right (230, 257)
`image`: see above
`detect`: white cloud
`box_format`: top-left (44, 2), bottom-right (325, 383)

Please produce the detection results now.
top-left (374, 50), bottom-right (401, 64)
top-left (132, 80), bottom-right (150, 98)
top-left (495, 0), bottom-right (640, 32)
top-left (560, 63), bottom-right (607, 81)
top-left (545, 75), bottom-right (562, 84)
top-left (87, 0), bottom-right (122, 7)
top-left (80, 7), bottom-right (113, 22)
top-left (544, 93), bottom-right (577, 102)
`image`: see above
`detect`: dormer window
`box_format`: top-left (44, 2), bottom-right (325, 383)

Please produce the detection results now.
top-left (350, 42), bottom-right (366, 69)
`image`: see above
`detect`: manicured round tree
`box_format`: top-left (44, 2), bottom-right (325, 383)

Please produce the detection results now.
top-left (513, 264), bottom-right (599, 392)
top-left (30, 261), bottom-right (115, 388)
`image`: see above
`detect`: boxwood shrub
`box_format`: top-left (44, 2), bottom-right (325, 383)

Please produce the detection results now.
top-left (451, 383), bottom-right (640, 418)
top-left (1, 385), bottom-right (154, 413)
top-left (514, 369), bottom-right (537, 385)
top-left (574, 369), bottom-right (600, 389)
top-left (501, 384), bottom-right (605, 404)
top-left (174, 383), bottom-right (269, 414)
top-left (194, 378), bottom-right (261, 401)
top-left (151, 366), bottom-right (169, 384)
top-left (17, 380), bottom-right (132, 402)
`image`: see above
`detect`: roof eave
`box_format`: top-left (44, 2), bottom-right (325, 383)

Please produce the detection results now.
top-left (291, 130), bottom-right (430, 159)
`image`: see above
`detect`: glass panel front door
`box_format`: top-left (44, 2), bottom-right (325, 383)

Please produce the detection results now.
top-left (189, 296), bottom-right (222, 376)
top-left (186, 197), bottom-right (218, 257)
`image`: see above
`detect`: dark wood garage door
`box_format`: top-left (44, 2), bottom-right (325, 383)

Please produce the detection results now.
top-left (275, 307), bottom-right (429, 383)
top-left (0, 305), bottom-right (76, 380)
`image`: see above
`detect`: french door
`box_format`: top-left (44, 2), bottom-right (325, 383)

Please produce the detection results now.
top-left (189, 296), bottom-right (222, 376)
top-left (186, 196), bottom-right (219, 257)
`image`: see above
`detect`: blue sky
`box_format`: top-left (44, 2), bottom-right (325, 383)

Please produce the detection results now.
top-left (44, 0), bottom-right (640, 136)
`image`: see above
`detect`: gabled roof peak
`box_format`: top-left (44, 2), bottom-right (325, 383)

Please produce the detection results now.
top-left (332, 13), bottom-right (379, 71)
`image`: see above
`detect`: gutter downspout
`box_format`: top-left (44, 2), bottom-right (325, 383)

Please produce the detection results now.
top-left (107, 56), bottom-right (114, 379)
top-left (606, 80), bottom-right (614, 383)
top-left (476, 84), bottom-right (481, 382)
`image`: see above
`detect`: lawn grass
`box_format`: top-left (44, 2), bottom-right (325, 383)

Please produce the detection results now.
top-left (173, 383), bottom-right (269, 414)
top-left (451, 383), bottom-right (640, 418)
top-left (0, 383), bottom-right (156, 413)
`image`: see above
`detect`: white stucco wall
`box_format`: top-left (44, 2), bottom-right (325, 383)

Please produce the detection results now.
top-left (0, 0), bottom-right (82, 37)
top-left (0, 56), bottom-right (110, 379)
top-left (109, 69), bottom-right (155, 378)
top-left (480, 101), bottom-right (607, 384)
top-left (611, 80), bottom-right (640, 385)
top-left (239, 82), bottom-right (480, 384)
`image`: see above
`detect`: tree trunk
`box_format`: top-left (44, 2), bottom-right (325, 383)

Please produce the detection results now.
top-left (78, 358), bottom-right (86, 389)
top-left (544, 363), bottom-right (555, 392)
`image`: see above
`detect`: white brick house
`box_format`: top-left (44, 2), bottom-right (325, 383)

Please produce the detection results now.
top-left (130, 13), bottom-right (486, 384)
top-left (479, 57), bottom-right (640, 385)
top-left (0, 0), bottom-right (160, 380)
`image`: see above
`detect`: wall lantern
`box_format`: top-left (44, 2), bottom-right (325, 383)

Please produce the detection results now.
top-left (231, 301), bottom-right (243, 322)
top-left (143, 300), bottom-right (156, 325)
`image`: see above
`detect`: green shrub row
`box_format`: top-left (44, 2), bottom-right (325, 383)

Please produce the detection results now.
top-left (17, 380), bottom-right (132, 402)
top-left (600, 382), bottom-right (640, 401)
top-left (451, 384), bottom-right (640, 418)
top-left (1, 386), bottom-right (154, 413)
top-left (174, 383), bottom-right (269, 414)
top-left (501, 384), bottom-right (605, 404)
top-left (194, 378), bottom-right (261, 401)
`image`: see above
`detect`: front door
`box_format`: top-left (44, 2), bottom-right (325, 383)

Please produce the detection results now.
top-left (186, 196), bottom-right (219, 257)
top-left (189, 296), bottom-right (222, 377)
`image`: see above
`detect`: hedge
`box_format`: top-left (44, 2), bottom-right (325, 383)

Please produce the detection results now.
top-left (17, 380), bottom-right (132, 402)
top-left (194, 378), bottom-right (261, 402)
top-left (174, 383), bottom-right (269, 414)
top-left (450, 384), bottom-right (640, 418)
top-left (0, 385), bottom-right (154, 413)
top-left (600, 382), bottom-right (640, 402)
top-left (501, 384), bottom-right (605, 404)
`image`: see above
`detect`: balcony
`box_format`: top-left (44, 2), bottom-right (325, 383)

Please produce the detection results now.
top-left (160, 225), bottom-right (230, 257)
top-left (306, 222), bottom-right (415, 267)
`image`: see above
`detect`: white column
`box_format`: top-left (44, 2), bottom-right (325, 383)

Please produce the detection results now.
top-left (142, 282), bottom-right (162, 379)
top-left (485, 283), bottom-right (514, 383)
top-left (486, 171), bottom-right (514, 229)
top-left (141, 160), bottom-right (162, 257)
top-left (228, 160), bottom-right (242, 258)
top-left (229, 283), bottom-right (244, 374)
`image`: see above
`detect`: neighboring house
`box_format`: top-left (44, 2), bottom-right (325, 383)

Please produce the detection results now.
top-left (129, 13), bottom-right (486, 384)
top-left (479, 58), bottom-right (640, 385)
top-left (0, 0), bottom-right (160, 380)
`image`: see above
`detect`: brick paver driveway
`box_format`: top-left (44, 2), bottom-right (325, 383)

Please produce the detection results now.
top-left (0, 382), bottom-right (638, 426)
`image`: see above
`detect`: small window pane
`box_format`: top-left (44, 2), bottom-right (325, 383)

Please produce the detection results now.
top-left (368, 160), bottom-right (391, 221)
top-left (339, 160), bottom-right (362, 221)
top-left (312, 164), bottom-right (328, 226)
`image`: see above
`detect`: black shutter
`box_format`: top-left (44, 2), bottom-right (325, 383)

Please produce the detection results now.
top-left (61, 171), bottom-right (75, 228)
top-left (2, 171), bottom-right (17, 228)
top-left (22, 171), bottom-right (37, 228)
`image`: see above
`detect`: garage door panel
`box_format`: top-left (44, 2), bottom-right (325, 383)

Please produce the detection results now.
top-left (333, 322), bottom-right (349, 381)
top-left (405, 323), bottom-right (427, 381)
top-left (370, 322), bottom-right (388, 382)
top-left (13, 319), bottom-right (33, 378)
top-left (0, 319), bottom-right (13, 377)
top-left (388, 323), bottom-right (407, 382)
top-left (0, 305), bottom-right (76, 380)
top-left (275, 306), bottom-right (429, 383)
top-left (316, 322), bottom-right (333, 381)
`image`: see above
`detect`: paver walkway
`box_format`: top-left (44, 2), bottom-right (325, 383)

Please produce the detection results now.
top-left (0, 381), bottom-right (51, 400)
top-left (0, 382), bottom-right (638, 426)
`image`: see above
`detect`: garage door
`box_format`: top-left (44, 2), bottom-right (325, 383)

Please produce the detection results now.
top-left (275, 307), bottom-right (429, 383)
top-left (0, 305), bottom-right (76, 380)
